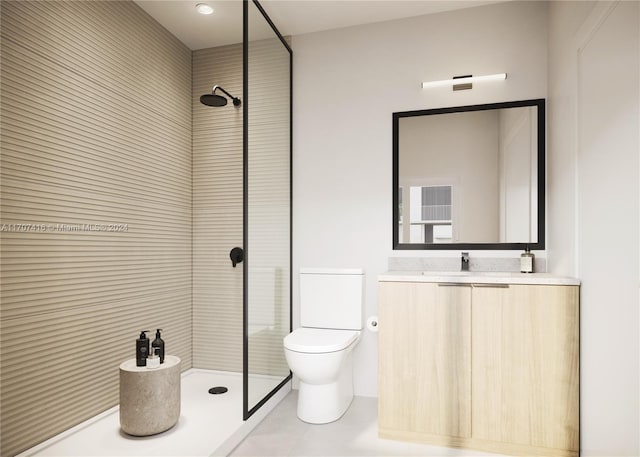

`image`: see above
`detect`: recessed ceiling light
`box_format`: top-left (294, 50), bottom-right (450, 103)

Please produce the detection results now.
top-left (195, 3), bottom-right (214, 15)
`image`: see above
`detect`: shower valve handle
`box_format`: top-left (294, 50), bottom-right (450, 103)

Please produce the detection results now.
top-left (230, 247), bottom-right (244, 268)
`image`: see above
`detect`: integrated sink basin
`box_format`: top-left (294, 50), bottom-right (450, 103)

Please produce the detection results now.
top-left (421, 271), bottom-right (515, 277)
top-left (422, 271), bottom-right (470, 276)
top-left (419, 270), bottom-right (524, 283)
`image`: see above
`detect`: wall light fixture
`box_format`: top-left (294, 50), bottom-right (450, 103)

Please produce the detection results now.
top-left (421, 73), bottom-right (507, 91)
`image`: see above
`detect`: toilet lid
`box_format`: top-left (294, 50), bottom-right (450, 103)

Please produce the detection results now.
top-left (284, 328), bottom-right (360, 354)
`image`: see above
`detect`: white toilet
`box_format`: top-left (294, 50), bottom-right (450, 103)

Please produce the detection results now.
top-left (284, 268), bottom-right (364, 424)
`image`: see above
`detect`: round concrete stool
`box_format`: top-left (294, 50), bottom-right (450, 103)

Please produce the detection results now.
top-left (119, 355), bottom-right (181, 436)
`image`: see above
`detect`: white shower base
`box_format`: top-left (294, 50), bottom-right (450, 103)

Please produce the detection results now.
top-left (18, 369), bottom-right (290, 457)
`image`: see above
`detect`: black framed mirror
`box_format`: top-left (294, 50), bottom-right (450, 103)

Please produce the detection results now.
top-left (393, 98), bottom-right (545, 250)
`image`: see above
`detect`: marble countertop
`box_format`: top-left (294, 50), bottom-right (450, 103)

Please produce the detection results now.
top-left (379, 271), bottom-right (580, 286)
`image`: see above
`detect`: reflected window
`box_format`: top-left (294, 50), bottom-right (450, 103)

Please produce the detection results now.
top-left (407, 185), bottom-right (452, 243)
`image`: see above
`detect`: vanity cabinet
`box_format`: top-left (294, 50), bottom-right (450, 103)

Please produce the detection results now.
top-left (472, 284), bottom-right (579, 454)
top-left (378, 282), bottom-right (471, 438)
top-left (378, 277), bottom-right (579, 457)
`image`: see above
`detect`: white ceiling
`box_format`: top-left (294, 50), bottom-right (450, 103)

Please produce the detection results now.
top-left (134, 0), bottom-right (502, 50)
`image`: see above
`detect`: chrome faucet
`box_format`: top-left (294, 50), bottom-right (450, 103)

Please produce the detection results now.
top-left (461, 252), bottom-right (470, 271)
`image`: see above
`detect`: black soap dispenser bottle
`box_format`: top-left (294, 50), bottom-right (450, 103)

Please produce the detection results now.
top-left (152, 328), bottom-right (165, 364)
top-left (136, 330), bottom-right (150, 367)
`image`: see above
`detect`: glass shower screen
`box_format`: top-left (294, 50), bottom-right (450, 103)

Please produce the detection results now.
top-left (243, 0), bottom-right (292, 419)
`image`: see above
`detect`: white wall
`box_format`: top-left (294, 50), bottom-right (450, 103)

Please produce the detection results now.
top-left (548, 1), bottom-right (639, 455)
top-left (292, 1), bottom-right (547, 397)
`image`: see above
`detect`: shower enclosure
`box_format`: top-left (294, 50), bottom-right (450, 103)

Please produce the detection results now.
top-left (243, 0), bottom-right (292, 420)
top-left (189, 0), bottom-right (293, 427)
top-left (193, 0), bottom-right (292, 426)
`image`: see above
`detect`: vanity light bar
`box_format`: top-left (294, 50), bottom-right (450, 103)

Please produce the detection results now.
top-left (421, 73), bottom-right (507, 89)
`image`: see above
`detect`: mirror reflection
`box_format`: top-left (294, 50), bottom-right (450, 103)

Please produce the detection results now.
top-left (393, 99), bottom-right (545, 250)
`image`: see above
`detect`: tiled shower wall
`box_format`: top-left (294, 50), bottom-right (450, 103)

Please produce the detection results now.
top-left (192, 44), bottom-right (244, 371)
top-left (0, 2), bottom-right (192, 455)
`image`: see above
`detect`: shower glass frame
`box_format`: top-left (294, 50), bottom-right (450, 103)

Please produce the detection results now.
top-left (242, 0), bottom-right (293, 421)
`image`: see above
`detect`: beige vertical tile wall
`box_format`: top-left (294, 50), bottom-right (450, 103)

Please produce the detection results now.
top-left (0, 1), bottom-right (192, 455)
top-left (192, 44), bottom-right (244, 371)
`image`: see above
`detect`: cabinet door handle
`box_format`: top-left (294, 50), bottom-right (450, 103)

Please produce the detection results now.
top-left (472, 283), bottom-right (510, 288)
top-left (437, 283), bottom-right (472, 287)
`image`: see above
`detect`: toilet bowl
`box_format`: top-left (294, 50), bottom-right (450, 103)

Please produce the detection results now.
top-left (283, 268), bottom-right (364, 424)
top-left (284, 328), bottom-right (361, 423)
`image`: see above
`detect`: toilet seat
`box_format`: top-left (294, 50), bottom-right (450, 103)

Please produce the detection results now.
top-left (284, 328), bottom-right (360, 354)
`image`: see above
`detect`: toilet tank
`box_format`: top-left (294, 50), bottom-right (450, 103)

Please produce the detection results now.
top-left (300, 268), bottom-right (364, 330)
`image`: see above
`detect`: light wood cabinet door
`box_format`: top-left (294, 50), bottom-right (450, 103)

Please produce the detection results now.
top-left (379, 281), bottom-right (471, 438)
top-left (471, 284), bottom-right (580, 452)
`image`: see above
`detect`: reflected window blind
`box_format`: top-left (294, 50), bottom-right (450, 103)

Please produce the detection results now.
top-left (421, 185), bottom-right (452, 221)
top-left (0, 2), bottom-right (192, 455)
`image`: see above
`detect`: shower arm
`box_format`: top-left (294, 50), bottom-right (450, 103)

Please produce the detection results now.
top-left (211, 85), bottom-right (241, 106)
top-left (212, 85), bottom-right (234, 99)
top-left (211, 84), bottom-right (229, 98)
